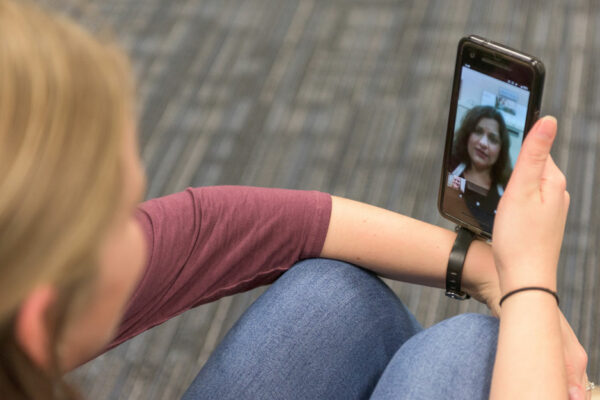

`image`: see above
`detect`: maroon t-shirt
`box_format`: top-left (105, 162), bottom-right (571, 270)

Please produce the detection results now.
top-left (106, 186), bottom-right (332, 351)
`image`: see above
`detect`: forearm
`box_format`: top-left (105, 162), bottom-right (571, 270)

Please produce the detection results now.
top-left (320, 196), bottom-right (495, 294)
top-left (491, 292), bottom-right (566, 399)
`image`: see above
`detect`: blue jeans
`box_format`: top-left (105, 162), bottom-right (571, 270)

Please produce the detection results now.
top-left (182, 259), bottom-right (499, 400)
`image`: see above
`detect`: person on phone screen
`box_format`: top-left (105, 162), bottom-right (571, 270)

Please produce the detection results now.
top-left (450, 105), bottom-right (512, 227)
top-left (0, 2), bottom-right (590, 400)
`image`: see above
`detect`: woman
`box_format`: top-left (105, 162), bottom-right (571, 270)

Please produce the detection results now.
top-left (449, 105), bottom-right (512, 229)
top-left (451, 105), bottom-right (512, 194)
top-left (0, 1), bottom-right (589, 399)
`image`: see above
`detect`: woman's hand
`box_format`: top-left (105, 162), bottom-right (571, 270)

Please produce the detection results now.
top-left (461, 241), bottom-right (502, 316)
top-left (561, 312), bottom-right (589, 400)
top-left (490, 116), bottom-right (585, 399)
top-left (492, 116), bottom-right (570, 293)
top-left (467, 117), bottom-right (569, 317)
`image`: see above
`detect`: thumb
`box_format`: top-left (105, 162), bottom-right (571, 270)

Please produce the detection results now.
top-left (509, 116), bottom-right (557, 190)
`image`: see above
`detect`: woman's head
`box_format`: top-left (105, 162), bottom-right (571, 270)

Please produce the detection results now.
top-left (453, 105), bottom-right (511, 186)
top-left (0, 1), bottom-right (146, 397)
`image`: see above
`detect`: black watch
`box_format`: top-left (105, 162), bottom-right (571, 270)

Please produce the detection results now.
top-left (445, 227), bottom-right (475, 300)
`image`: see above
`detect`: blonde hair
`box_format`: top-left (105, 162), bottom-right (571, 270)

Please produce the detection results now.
top-left (0, 0), bottom-right (134, 397)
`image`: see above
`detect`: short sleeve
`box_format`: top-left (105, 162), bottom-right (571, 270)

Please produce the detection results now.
top-left (105, 186), bottom-right (332, 351)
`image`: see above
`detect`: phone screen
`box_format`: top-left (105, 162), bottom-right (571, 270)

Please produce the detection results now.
top-left (440, 45), bottom-right (540, 236)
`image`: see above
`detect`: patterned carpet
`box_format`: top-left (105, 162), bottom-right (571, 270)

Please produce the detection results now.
top-left (36, 0), bottom-right (600, 398)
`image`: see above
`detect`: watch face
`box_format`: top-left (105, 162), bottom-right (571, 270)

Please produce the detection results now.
top-left (445, 290), bottom-right (469, 300)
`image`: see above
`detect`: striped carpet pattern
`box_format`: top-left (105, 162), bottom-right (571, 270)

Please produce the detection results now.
top-left (35, 0), bottom-right (600, 398)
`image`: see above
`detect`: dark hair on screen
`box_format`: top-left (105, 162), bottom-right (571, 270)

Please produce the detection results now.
top-left (452, 105), bottom-right (512, 187)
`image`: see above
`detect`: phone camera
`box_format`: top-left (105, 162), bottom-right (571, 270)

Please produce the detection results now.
top-left (469, 51), bottom-right (476, 59)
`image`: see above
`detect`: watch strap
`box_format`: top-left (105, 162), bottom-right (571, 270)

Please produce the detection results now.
top-left (445, 227), bottom-right (475, 300)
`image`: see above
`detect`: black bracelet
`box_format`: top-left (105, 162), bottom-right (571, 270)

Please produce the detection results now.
top-left (499, 287), bottom-right (559, 307)
top-left (445, 227), bottom-right (475, 300)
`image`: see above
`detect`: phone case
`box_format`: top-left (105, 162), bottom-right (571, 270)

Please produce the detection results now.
top-left (437, 35), bottom-right (545, 239)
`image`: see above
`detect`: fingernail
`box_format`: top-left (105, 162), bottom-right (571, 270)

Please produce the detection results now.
top-left (569, 386), bottom-right (583, 400)
top-left (531, 116), bottom-right (544, 131)
top-left (537, 116), bottom-right (557, 139)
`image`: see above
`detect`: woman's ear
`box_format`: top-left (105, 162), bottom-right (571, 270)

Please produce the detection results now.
top-left (14, 285), bottom-right (56, 369)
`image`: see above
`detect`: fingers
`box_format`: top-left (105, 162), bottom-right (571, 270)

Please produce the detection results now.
top-left (560, 312), bottom-right (588, 400)
top-left (509, 116), bottom-right (558, 191)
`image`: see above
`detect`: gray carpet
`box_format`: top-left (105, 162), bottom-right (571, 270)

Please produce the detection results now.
top-left (37, 0), bottom-right (600, 398)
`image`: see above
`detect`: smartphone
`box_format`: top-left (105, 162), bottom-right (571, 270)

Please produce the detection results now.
top-left (438, 35), bottom-right (545, 239)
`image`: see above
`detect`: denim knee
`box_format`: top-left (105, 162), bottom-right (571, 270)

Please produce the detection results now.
top-left (371, 313), bottom-right (499, 400)
top-left (426, 313), bottom-right (499, 343)
top-left (184, 259), bottom-right (423, 400)
top-left (265, 258), bottom-right (420, 332)
top-left (396, 313), bottom-right (499, 371)
top-left (274, 258), bottom-right (395, 306)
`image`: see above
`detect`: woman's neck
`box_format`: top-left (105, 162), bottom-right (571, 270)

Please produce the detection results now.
top-left (464, 166), bottom-right (492, 190)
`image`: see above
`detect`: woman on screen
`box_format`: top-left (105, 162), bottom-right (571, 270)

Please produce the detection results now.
top-left (0, 2), bottom-right (588, 400)
top-left (451, 105), bottom-right (512, 198)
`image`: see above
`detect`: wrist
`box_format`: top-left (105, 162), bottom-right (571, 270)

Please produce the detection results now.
top-left (495, 257), bottom-right (558, 293)
top-left (498, 272), bottom-right (557, 295)
top-left (499, 287), bottom-right (559, 307)
top-left (461, 239), bottom-right (497, 294)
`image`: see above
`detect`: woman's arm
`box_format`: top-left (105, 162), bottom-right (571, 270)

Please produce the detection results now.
top-left (320, 196), bottom-right (501, 313)
top-left (490, 117), bottom-right (580, 399)
top-left (492, 294), bottom-right (565, 398)
top-left (320, 117), bottom-right (587, 400)
top-left (108, 186), bottom-right (331, 351)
